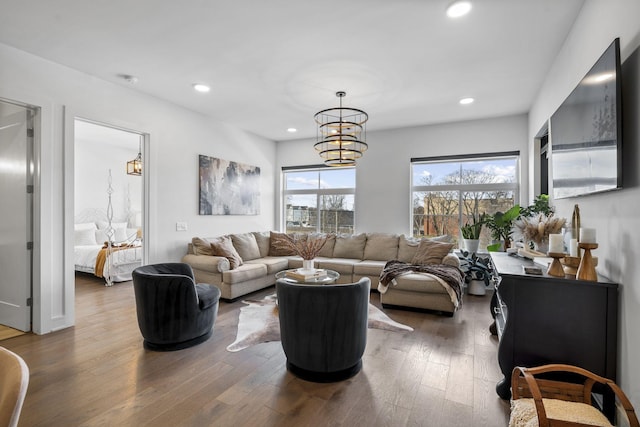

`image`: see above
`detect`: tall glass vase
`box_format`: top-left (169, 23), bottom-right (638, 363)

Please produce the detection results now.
top-left (533, 240), bottom-right (549, 254)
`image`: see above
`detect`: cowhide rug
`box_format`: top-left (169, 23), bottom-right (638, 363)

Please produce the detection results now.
top-left (227, 293), bottom-right (413, 352)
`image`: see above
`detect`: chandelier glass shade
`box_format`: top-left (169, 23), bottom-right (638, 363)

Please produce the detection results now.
top-left (127, 142), bottom-right (142, 176)
top-left (314, 91), bottom-right (368, 167)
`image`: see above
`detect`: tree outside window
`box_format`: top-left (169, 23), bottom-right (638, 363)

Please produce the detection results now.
top-left (411, 155), bottom-right (519, 249)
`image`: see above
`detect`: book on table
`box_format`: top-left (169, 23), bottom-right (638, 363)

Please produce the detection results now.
top-left (285, 269), bottom-right (328, 281)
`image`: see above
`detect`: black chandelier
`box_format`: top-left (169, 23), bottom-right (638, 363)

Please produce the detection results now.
top-left (127, 141), bottom-right (142, 176)
top-left (314, 91), bottom-right (368, 167)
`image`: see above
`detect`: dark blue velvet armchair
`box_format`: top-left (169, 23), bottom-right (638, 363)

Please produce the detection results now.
top-left (132, 263), bottom-right (221, 351)
top-left (276, 277), bottom-right (370, 382)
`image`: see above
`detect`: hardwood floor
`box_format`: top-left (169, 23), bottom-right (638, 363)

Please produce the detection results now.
top-left (2, 273), bottom-right (510, 426)
top-left (0, 324), bottom-right (25, 341)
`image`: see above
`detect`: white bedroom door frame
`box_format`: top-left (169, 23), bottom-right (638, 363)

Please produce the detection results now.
top-left (0, 98), bottom-right (36, 332)
top-left (64, 112), bottom-right (150, 296)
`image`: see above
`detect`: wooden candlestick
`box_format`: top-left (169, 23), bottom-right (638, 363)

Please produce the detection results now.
top-left (576, 243), bottom-right (598, 281)
top-left (561, 256), bottom-right (581, 278)
top-left (546, 252), bottom-right (566, 277)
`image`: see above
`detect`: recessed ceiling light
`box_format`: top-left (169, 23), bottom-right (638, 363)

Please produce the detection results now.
top-left (119, 74), bottom-right (139, 84)
top-left (446, 1), bottom-right (472, 18)
top-left (287, 128), bottom-right (297, 133)
top-left (459, 97), bottom-right (475, 105)
top-left (193, 83), bottom-right (210, 93)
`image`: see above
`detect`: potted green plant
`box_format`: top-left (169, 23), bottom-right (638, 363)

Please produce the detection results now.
top-left (461, 213), bottom-right (485, 253)
top-left (457, 250), bottom-right (493, 295)
top-left (484, 205), bottom-right (520, 251)
top-left (519, 194), bottom-right (554, 218)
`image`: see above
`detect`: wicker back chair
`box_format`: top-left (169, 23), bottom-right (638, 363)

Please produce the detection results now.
top-left (0, 346), bottom-right (29, 427)
top-left (509, 364), bottom-right (639, 427)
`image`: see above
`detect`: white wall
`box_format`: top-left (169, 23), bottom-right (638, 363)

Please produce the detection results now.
top-left (0, 42), bottom-right (277, 334)
top-left (529, 0), bottom-right (640, 408)
top-left (74, 124), bottom-right (143, 226)
top-left (277, 114), bottom-right (529, 235)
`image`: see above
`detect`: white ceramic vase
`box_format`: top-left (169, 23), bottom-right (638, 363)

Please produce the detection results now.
top-left (463, 239), bottom-right (480, 254)
top-left (467, 280), bottom-right (487, 296)
top-left (301, 259), bottom-right (315, 273)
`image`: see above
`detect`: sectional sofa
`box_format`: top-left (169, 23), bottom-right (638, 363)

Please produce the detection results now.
top-left (181, 231), bottom-right (462, 315)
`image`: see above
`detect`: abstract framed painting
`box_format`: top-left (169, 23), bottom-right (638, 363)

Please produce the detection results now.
top-left (199, 155), bottom-right (260, 215)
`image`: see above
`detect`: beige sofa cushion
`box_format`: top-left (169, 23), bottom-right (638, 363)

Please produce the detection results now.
top-left (252, 231), bottom-right (271, 258)
top-left (245, 257), bottom-right (289, 274)
top-left (333, 233), bottom-right (367, 259)
top-left (317, 258), bottom-right (359, 275)
top-left (231, 232), bottom-right (261, 261)
top-left (354, 260), bottom-right (387, 276)
top-left (316, 233), bottom-right (336, 257)
top-left (363, 233), bottom-right (399, 261)
top-left (210, 236), bottom-right (243, 269)
top-left (192, 237), bottom-right (215, 256)
top-left (393, 273), bottom-right (450, 294)
top-left (222, 263), bottom-right (268, 284)
top-left (398, 235), bottom-right (420, 263)
top-left (411, 240), bottom-right (454, 265)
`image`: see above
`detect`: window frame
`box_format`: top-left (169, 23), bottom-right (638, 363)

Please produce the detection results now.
top-left (410, 151), bottom-right (520, 242)
top-left (281, 165), bottom-right (356, 234)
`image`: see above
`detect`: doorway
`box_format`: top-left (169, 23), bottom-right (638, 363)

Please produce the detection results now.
top-left (73, 119), bottom-right (146, 285)
top-left (0, 99), bottom-right (36, 332)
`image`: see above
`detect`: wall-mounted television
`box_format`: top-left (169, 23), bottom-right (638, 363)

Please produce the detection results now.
top-left (550, 38), bottom-right (622, 199)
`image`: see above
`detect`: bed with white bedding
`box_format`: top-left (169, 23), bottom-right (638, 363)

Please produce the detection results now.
top-left (74, 221), bottom-right (142, 283)
top-left (74, 243), bottom-right (143, 282)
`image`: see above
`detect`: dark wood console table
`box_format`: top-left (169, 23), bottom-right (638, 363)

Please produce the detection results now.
top-left (489, 252), bottom-right (618, 418)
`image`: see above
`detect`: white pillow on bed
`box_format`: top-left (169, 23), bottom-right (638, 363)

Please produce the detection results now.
top-left (97, 221), bottom-right (127, 230)
top-left (95, 226), bottom-right (130, 244)
top-left (75, 228), bottom-right (97, 246)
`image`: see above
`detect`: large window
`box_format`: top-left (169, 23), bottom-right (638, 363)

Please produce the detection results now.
top-left (411, 153), bottom-right (519, 249)
top-left (282, 167), bottom-right (355, 234)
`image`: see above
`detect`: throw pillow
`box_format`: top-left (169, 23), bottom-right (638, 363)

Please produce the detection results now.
top-left (269, 231), bottom-right (297, 256)
top-left (94, 226), bottom-right (130, 244)
top-left (398, 235), bottom-right (452, 263)
top-left (411, 239), bottom-right (454, 265)
top-left (74, 222), bottom-right (97, 231)
top-left (75, 228), bottom-right (97, 246)
top-left (231, 233), bottom-right (261, 261)
top-left (210, 236), bottom-right (243, 270)
top-left (97, 220), bottom-right (127, 230)
top-left (192, 237), bottom-right (215, 256)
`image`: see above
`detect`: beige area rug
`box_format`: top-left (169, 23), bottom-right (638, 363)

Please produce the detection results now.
top-left (227, 293), bottom-right (413, 352)
top-left (0, 325), bottom-right (26, 341)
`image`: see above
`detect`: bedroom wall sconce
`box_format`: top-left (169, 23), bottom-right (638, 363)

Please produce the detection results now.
top-left (314, 91), bottom-right (368, 167)
top-left (127, 142), bottom-right (142, 176)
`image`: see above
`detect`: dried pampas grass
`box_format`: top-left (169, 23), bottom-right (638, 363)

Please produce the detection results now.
top-left (513, 213), bottom-right (566, 245)
top-left (273, 234), bottom-right (327, 260)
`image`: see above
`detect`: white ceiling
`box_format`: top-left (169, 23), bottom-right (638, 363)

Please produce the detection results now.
top-left (0, 0), bottom-right (585, 141)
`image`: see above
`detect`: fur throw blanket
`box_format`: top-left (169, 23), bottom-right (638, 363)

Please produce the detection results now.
top-left (378, 260), bottom-right (464, 309)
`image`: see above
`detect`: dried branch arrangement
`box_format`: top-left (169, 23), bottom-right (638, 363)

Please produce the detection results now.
top-left (512, 213), bottom-right (566, 245)
top-left (274, 234), bottom-right (328, 260)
